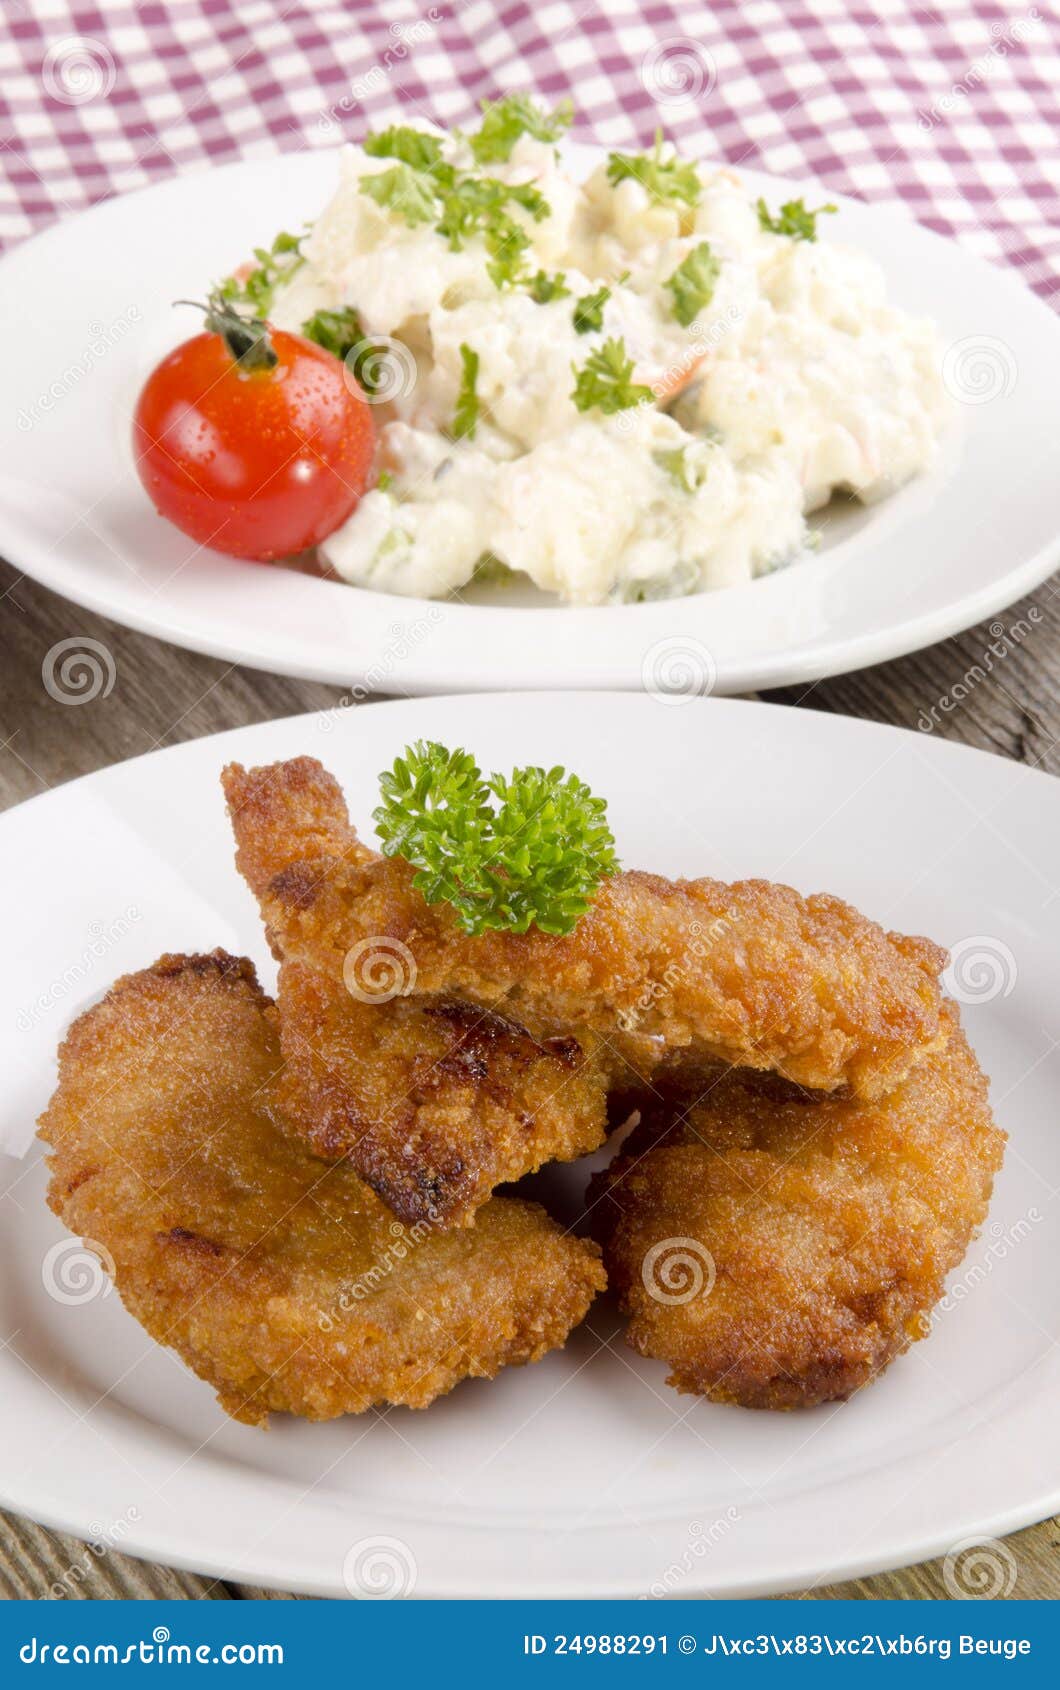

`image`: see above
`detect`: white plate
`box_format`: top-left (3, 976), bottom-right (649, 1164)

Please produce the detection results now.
top-left (2, 693), bottom-right (1058, 1599)
top-left (2, 146), bottom-right (1059, 694)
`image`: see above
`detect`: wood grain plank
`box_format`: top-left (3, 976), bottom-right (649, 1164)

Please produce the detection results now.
top-left (2, 554), bottom-right (1056, 1602)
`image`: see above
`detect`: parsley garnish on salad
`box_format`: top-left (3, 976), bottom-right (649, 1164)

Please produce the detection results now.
top-left (571, 338), bottom-right (653, 415)
top-left (606, 133), bottom-right (701, 208)
top-left (360, 163), bottom-right (437, 226)
top-left (756, 197), bottom-right (836, 241)
top-left (654, 445), bottom-right (710, 493)
top-left (218, 229), bottom-right (305, 314)
top-left (469, 94), bottom-right (574, 165)
top-left (359, 131), bottom-right (549, 290)
top-left (300, 306), bottom-right (363, 361)
top-left (300, 307), bottom-right (392, 398)
top-left (665, 241), bottom-right (720, 326)
top-left (373, 740), bottom-right (619, 936)
top-left (572, 284), bottom-right (611, 335)
top-left (363, 126), bottom-right (447, 174)
top-left (526, 269), bottom-right (570, 303)
top-left (452, 344), bottom-right (481, 440)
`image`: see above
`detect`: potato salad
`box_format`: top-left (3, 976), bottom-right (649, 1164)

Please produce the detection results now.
top-left (256, 97), bottom-right (946, 605)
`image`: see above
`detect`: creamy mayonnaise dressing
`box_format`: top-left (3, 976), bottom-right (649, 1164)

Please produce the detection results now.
top-left (270, 124), bottom-right (946, 604)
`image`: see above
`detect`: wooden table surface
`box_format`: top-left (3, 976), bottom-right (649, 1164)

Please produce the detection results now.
top-left (2, 553), bottom-right (1057, 1602)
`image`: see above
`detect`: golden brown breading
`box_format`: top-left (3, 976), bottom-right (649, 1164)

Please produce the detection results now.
top-left (589, 1004), bottom-right (1004, 1410)
top-left (37, 951), bottom-right (605, 1426)
top-left (274, 959), bottom-right (610, 1228)
top-left (222, 756), bottom-right (949, 1100)
top-left (223, 758), bottom-right (611, 1226)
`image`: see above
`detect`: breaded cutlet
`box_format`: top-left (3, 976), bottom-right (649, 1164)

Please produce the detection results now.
top-left (589, 1004), bottom-right (1004, 1410)
top-left (273, 958), bottom-right (609, 1228)
top-left (222, 756), bottom-right (950, 1102)
top-left (38, 951), bottom-right (605, 1426)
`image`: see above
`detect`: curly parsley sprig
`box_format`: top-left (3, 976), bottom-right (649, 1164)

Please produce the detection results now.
top-left (218, 229), bottom-right (306, 315)
top-left (470, 94), bottom-right (573, 164)
top-left (373, 741), bottom-right (620, 936)
top-left (665, 241), bottom-right (719, 326)
top-left (756, 197), bottom-right (836, 242)
top-left (606, 132), bottom-right (701, 208)
top-left (571, 338), bottom-right (653, 415)
top-left (358, 106), bottom-right (560, 289)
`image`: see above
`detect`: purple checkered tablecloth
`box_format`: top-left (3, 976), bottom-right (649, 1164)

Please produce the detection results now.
top-left (0, 0), bottom-right (1057, 301)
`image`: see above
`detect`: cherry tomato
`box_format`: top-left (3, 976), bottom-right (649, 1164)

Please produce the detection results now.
top-left (132, 302), bottom-right (375, 560)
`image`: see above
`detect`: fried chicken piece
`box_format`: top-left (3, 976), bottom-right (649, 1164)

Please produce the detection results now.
top-left (38, 951), bottom-right (605, 1426)
top-left (589, 1004), bottom-right (1004, 1410)
top-left (274, 959), bottom-right (609, 1228)
top-left (221, 757), bottom-right (948, 1100)
top-left (222, 757), bottom-right (610, 1226)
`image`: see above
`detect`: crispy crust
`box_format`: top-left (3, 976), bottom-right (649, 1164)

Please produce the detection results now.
top-left (38, 951), bottom-right (605, 1426)
top-left (589, 1004), bottom-right (1004, 1410)
top-left (274, 960), bottom-right (609, 1228)
top-left (222, 757), bottom-right (949, 1101)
